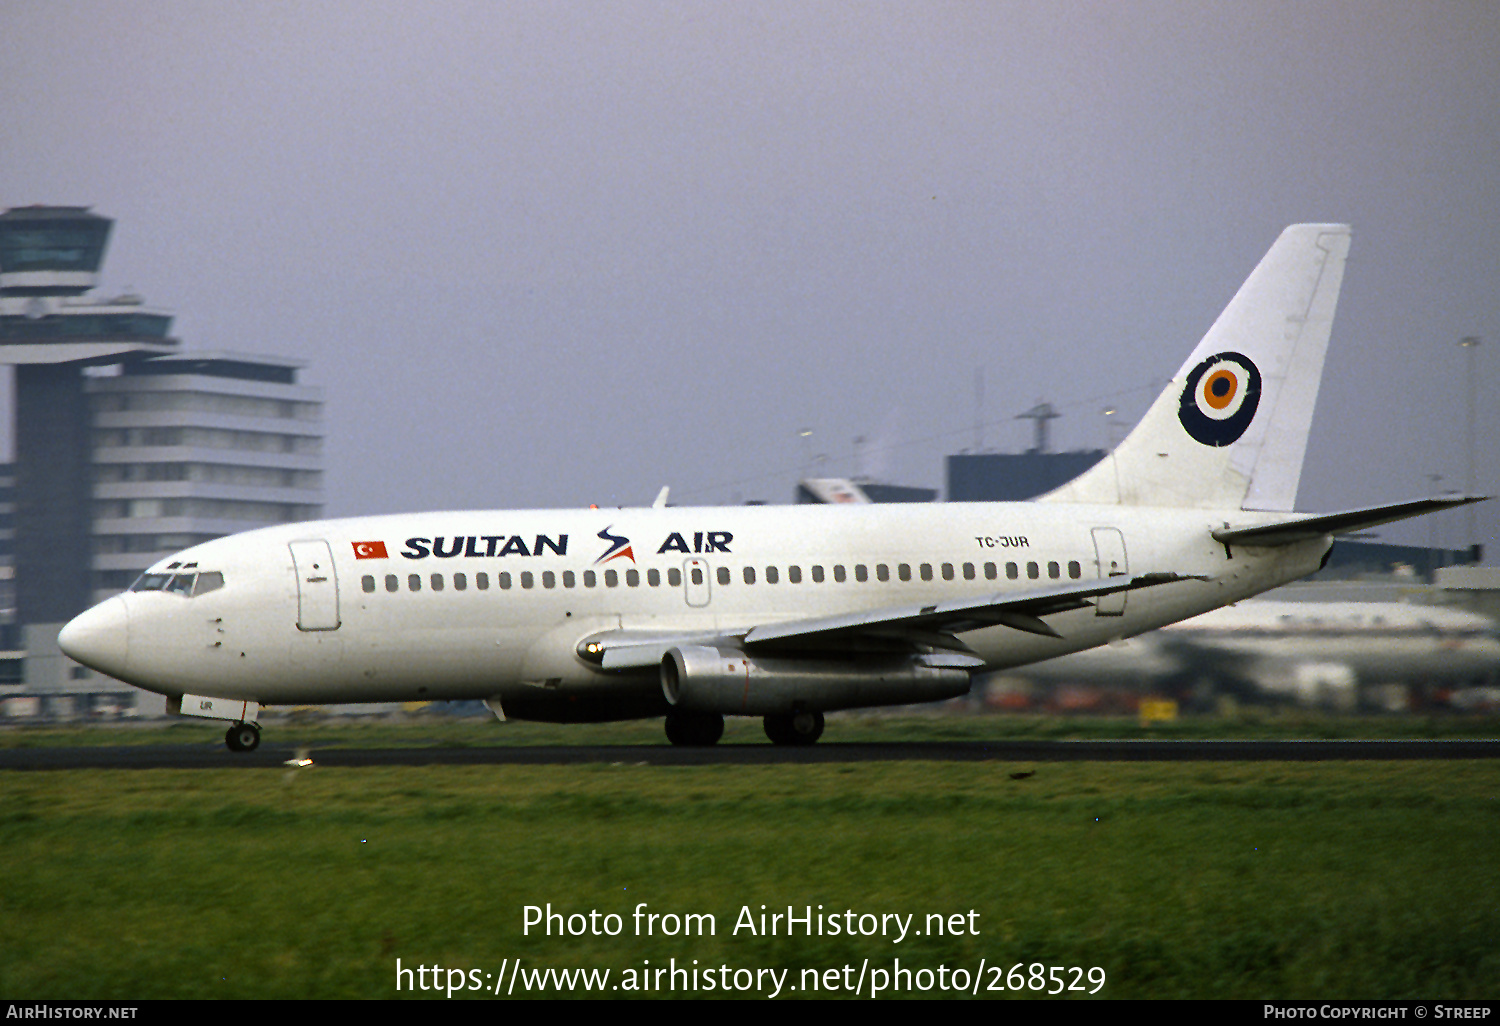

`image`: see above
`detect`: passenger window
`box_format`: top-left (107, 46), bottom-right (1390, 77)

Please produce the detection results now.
top-left (691, 567), bottom-right (704, 585)
top-left (984, 562), bottom-right (997, 580)
top-left (876, 564), bottom-right (889, 582)
top-left (626, 569), bottom-right (640, 587)
top-left (408, 574), bottom-right (422, 592)
top-left (194, 571), bottom-right (225, 596)
top-left (583, 570), bottom-right (596, 588)
top-left (476, 572), bottom-right (490, 590)
top-left (1027, 562), bottom-right (1040, 580)
top-left (766, 566), bottom-right (779, 584)
top-left (788, 566), bottom-right (802, 584)
top-left (647, 569), bottom-right (661, 587)
top-left (962, 563), bottom-right (975, 581)
top-left (833, 565), bottom-right (847, 583)
top-left (385, 574), bottom-right (399, 593)
top-left (453, 572), bottom-right (468, 591)
top-left (431, 574), bottom-right (444, 591)
top-left (717, 566), bottom-right (730, 585)
top-left (563, 570), bottom-right (576, 588)
top-left (1048, 561), bottom-right (1060, 579)
top-left (1068, 561), bottom-right (1082, 579)
top-left (919, 564), bottom-right (932, 582)
top-left (942, 563), bottom-right (955, 581)
top-left (499, 572), bottom-right (513, 590)
top-left (362, 575), bottom-right (376, 594)
top-left (522, 572), bottom-right (534, 589)
top-left (898, 564), bottom-right (911, 582)
top-left (605, 569), bottom-right (618, 587)
top-left (855, 564), bottom-right (868, 582)
top-left (743, 566), bottom-right (756, 585)
top-left (1007, 563), bottom-right (1019, 580)
top-left (542, 571), bottom-right (556, 589)
top-left (669, 568), bottom-right (683, 587)
top-left (811, 565), bottom-right (824, 583)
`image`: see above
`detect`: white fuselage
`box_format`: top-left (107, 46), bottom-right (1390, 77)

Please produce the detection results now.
top-left (63, 501), bottom-right (1329, 721)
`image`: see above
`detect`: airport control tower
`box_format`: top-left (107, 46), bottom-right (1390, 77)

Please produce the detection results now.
top-left (0, 206), bottom-right (179, 626)
top-left (0, 206), bottom-right (323, 708)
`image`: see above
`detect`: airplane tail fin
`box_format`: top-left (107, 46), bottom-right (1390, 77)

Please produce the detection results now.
top-left (1042, 224), bottom-right (1352, 512)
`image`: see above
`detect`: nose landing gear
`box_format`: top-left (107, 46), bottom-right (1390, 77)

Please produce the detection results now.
top-left (225, 722), bottom-right (261, 752)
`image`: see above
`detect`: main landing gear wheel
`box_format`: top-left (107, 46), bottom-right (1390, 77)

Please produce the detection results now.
top-left (664, 710), bottom-right (725, 747)
top-left (225, 722), bottom-right (261, 753)
top-left (764, 710), bottom-right (824, 746)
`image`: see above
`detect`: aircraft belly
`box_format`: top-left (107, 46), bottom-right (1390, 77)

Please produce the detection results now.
top-left (212, 619), bottom-right (536, 703)
top-left (496, 675), bottom-right (668, 723)
top-left (964, 610), bottom-right (1114, 670)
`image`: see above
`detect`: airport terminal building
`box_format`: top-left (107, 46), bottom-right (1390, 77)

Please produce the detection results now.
top-left (0, 206), bottom-right (323, 717)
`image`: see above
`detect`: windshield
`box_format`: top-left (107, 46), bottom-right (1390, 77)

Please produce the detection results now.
top-left (129, 570), bottom-right (225, 597)
top-left (130, 573), bottom-right (173, 592)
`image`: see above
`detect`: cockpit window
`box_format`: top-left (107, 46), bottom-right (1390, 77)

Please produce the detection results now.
top-left (129, 570), bottom-right (225, 596)
top-left (130, 573), bottom-right (173, 592)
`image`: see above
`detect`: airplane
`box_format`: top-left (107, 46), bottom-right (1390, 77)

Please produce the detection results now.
top-left (57, 224), bottom-right (1486, 750)
top-left (986, 598), bottom-right (1500, 711)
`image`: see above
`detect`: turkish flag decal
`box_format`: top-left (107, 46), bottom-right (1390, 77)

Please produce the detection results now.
top-left (352, 541), bottom-right (389, 559)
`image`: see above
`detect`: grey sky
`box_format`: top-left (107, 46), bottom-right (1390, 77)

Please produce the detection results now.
top-left (2, 1), bottom-right (1496, 552)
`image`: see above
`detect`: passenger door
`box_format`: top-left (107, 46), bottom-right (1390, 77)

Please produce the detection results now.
top-left (1091, 528), bottom-right (1128, 617)
top-left (683, 558), bottom-right (712, 608)
top-left (290, 540), bottom-right (341, 630)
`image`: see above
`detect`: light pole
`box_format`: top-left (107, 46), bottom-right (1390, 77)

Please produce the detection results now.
top-left (1459, 336), bottom-right (1481, 558)
top-left (1427, 472), bottom-right (1444, 578)
top-left (1102, 407), bottom-right (1128, 449)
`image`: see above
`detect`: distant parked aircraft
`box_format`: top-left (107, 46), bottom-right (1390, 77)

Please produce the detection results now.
top-left (991, 600), bottom-right (1500, 710)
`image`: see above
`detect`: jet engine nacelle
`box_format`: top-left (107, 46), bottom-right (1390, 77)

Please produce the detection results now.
top-left (661, 645), bottom-right (974, 716)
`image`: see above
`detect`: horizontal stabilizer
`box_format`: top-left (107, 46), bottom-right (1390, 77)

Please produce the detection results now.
top-left (1212, 495), bottom-right (1489, 547)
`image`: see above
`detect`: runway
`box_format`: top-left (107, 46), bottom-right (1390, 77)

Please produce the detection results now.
top-left (2, 738), bottom-right (1498, 770)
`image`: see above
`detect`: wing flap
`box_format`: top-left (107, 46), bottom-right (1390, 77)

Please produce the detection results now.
top-left (582, 572), bottom-right (1200, 668)
top-left (740, 571), bottom-right (1199, 647)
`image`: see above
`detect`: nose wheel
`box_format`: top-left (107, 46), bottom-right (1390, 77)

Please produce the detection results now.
top-left (225, 722), bottom-right (261, 752)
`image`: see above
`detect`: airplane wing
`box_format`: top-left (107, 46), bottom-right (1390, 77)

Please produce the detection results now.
top-left (1213, 495), bottom-right (1488, 547)
top-left (591, 572), bottom-right (1199, 670)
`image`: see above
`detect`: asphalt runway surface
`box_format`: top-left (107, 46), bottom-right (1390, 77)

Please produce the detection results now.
top-left (2, 738), bottom-right (1498, 770)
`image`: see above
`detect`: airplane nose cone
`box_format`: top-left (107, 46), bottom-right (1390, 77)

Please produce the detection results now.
top-left (58, 597), bottom-right (130, 678)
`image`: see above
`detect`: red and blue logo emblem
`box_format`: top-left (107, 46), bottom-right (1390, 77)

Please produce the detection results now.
top-left (594, 527), bottom-right (635, 565)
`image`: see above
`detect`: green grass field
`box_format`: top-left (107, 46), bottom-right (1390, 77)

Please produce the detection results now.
top-left (4, 707), bottom-right (1499, 749)
top-left (2, 749), bottom-right (1497, 999)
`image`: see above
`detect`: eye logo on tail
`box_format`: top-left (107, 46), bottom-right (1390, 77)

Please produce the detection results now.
top-left (1178, 351), bottom-right (1261, 447)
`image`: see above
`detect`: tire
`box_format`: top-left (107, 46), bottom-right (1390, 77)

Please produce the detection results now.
top-left (764, 710), bottom-right (823, 746)
top-left (226, 722), bottom-right (260, 753)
